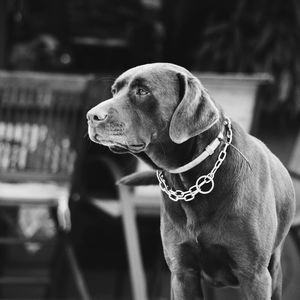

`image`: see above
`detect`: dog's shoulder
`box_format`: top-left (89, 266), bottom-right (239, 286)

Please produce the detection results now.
top-left (231, 121), bottom-right (282, 174)
top-left (232, 121), bottom-right (294, 203)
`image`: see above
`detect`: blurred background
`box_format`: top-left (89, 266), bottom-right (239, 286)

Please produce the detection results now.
top-left (0, 0), bottom-right (300, 299)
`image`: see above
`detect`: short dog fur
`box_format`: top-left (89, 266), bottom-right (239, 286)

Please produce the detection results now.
top-left (87, 63), bottom-right (295, 300)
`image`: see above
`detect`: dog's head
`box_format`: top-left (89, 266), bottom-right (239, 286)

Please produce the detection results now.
top-left (87, 63), bottom-right (219, 158)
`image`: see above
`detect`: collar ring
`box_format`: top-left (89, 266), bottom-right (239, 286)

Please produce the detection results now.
top-left (196, 175), bottom-right (214, 194)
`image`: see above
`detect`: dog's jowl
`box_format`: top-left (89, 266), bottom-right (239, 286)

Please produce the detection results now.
top-left (87, 63), bottom-right (295, 300)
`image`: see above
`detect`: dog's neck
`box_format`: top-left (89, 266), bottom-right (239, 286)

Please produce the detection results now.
top-left (144, 116), bottom-right (226, 175)
top-left (142, 119), bottom-right (244, 224)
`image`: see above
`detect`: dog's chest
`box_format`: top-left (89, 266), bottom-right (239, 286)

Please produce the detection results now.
top-left (161, 199), bottom-right (239, 287)
top-left (197, 243), bottom-right (239, 287)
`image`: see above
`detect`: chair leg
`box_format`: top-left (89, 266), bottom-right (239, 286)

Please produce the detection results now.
top-left (63, 234), bottom-right (91, 300)
top-left (119, 187), bottom-right (148, 300)
top-left (45, 235), bottom-right (68, 299)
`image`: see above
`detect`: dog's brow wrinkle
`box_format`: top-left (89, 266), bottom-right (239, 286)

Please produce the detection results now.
top-left (131, 78), bottom-right (148, 87)
top-left (113, 79), bottom-right (128, 92)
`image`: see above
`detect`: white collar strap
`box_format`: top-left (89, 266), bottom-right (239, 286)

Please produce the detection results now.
top-left (168, 131), bottom-right (224, 174)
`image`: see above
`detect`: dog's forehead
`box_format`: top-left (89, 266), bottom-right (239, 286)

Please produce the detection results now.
top-left (114, 63), bottom-right (192, 89)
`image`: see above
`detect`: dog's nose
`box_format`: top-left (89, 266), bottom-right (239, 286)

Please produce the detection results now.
top-left (86, 110), bottom-right (108, 125)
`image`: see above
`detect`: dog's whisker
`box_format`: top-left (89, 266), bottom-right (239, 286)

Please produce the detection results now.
top-left (228, 143), bottom-right (253, 171)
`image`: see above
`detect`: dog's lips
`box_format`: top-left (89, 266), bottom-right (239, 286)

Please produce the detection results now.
top-left (128, 143), bottom-right (146, 151)
top-left (92, 133), bottom-right (146, 153)
top-left (109, 143), bottom-right (146, 154)
top-left (109, 146), bottom-right (128, 154)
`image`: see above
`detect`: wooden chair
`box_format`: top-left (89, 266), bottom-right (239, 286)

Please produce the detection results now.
top-left (89, 157), bottom-right (159, 300)
top-left (0, 71), bottom-right (95, 299)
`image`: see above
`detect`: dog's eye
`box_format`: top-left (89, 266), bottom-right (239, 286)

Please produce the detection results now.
top-left (111, 88), bottom-right (116, 95)
top-left (136, 88), bottom-right (149, 96)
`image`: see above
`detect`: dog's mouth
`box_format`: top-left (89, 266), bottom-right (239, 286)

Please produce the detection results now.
top-left (109, 143), bottom-right (146, 154)
top-left (92, 133), bottom-right (146, 154)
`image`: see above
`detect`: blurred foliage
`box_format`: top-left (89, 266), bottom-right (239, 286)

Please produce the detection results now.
top-left (193, 0), bottom-right (300, 119)
top-left (8, 0), bottom-right (163, 72)
top-left (6, 0), bottom-right (300, 120)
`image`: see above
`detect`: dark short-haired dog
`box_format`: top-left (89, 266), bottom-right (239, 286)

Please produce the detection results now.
top-left (87, 63), bottom-right (295, 300)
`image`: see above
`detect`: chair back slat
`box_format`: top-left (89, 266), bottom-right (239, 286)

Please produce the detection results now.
top-left (0, 71), bottom-right (96, 183)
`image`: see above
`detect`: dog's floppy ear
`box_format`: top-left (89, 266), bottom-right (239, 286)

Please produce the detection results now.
top-left (169, 72), bottom-right (219, 144)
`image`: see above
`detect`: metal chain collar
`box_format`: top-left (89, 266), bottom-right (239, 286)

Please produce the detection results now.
top-left (156, 117), bottom-right (233, 202)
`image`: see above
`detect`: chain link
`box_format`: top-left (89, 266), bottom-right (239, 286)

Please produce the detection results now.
top-left (156, 117), bottom-right (233, 202)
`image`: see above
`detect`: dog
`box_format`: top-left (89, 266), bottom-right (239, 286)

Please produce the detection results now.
top-left (87, 63), bottom-right (295, 300)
